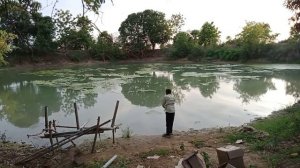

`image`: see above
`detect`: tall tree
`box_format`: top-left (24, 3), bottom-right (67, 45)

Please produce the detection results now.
top-left (198, 22), bottom-right (221, 47)
top-left (119, 10), bottom-right (172, 54)
top-left (168, 13), bottom-right (185, 37)
top-left (0, 0), bottom-right (42, 52)
top-left (237, 21), bottom-right (278, 59)
top-left (0, 30), bottom-right (17, 65)
top-left (172, 32), bottom-right (194, 58)
top-left (142, 9), bottom-right (171, 50)
top-left (285, 0), bottom-right (300, 32)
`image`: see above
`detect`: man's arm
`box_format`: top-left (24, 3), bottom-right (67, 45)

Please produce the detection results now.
top-left (161, 96), bottom-right (166, 108)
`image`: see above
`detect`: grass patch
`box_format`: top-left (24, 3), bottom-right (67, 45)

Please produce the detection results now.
top-left (225, 103), bottom-right (300, 167)
top-left (87, 160), bottom-right (105, 168)
top-left (190, 139), bottom-right (205, 148)
top-left (139, 148), bottom-right (170, 159)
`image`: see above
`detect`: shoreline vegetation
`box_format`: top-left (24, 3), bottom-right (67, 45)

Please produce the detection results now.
top-left (1, 101), bottom-right (299, 168)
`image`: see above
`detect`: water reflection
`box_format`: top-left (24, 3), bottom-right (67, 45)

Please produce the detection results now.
top-left (0, 64), bottom-right (300, 143)
top-left (234, 77), bottom-right (275, 103)
top-left (0, 82), bottom-right (61, 127)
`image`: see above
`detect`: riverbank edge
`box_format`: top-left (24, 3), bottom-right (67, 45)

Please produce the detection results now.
top-left (1, 101), bottom-right (299, 167)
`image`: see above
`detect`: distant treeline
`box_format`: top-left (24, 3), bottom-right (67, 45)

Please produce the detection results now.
top-left (0, 0), bottom-right (300, 66)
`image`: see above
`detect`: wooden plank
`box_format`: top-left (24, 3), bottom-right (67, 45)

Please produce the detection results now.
top-left (74, 103), bottom-right (80, 130)
top-left (41, 119), bottom-right (111, 138)
top-left (49, 121), bottom-right (53, 146)
top-left (91, 117), bottom-right (100, 153)
top-left (44, 106), bottom-right (48, 132)
top-left (111, 101), bottom-right (119, 144)
top-left (111, 101), bottom-right (119, 127)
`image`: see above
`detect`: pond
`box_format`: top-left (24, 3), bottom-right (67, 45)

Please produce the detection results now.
top-left (0, 63), bottom-right (299, 146)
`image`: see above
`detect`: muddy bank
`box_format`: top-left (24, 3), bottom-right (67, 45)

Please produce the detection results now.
top-left (0, 127), bottom-right (268, 168)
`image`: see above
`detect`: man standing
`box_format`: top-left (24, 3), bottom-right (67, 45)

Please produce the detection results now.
top-left (161, 89), bottom-right (175, 137)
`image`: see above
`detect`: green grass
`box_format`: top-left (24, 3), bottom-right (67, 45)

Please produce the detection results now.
top-left (190, 139), bottom-right (205, 148)
top-left (139, 148), bottom-right (170, 159)
top-left (225, 104), bottom-right (300, 167)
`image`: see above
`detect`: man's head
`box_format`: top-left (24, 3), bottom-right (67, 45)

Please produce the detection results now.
top-left (166, 89), bottom-right (172, 95)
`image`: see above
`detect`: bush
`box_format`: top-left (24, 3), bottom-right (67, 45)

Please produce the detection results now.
top-left (90, 43), bottom-right (124, 61)
top-left (265, 40), bottom-right (300, 62)
top-left (188, 45), bottom-right (206, 61)
top-left (216, 47), bottom-right (242, 61)
top-left (67, 50), bottom-right (89, 62)
top-left (171, 32), bottom-right (194, 59)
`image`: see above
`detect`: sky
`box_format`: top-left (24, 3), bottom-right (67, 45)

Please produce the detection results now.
top-left (41, 0), bottom-right (293, 41)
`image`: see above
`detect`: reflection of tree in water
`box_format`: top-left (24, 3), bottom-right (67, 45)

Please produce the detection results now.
top-left (173, 71), bottom-right (220, 98)
top-left (121, 72), bottom-right (184, 108)
top-left (0, 82), bottom-right (62, 127)
top-left (234, 77), bottom-right (275, 103)
top-left (191, 76), bottom-right (219, 98)
top-left (58, 89), bottom-right (98, 115)
top-left (276, 71), bottom-right (300, 101)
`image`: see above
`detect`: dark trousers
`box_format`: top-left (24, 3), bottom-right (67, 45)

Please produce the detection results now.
top-left (165, 112), bottom-right (175, 134)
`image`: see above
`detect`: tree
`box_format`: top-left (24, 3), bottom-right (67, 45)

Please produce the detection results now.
top-left (33, 14), bottom-right (56, 52)
top-left (119, 13), bottom-right (147, 57)
top-left (172, 32), bottom-right (194, 58)
top-left (119, 10), bottom-right (172, 55)
top-left (190, 30), bottom-right (200, 43)
top-left (198, 22), bottom-right (220, 47)
top-left (236, 21), bottom-right (278, 59)
top-left (142, 10), bottom-right (171, 50)
top-left (0, 30), bottom-right (17, 65)
top-left (90, 31), bottom-right (122, 61)
top-left (168, 14), bottom-right (185, 37)
top-left (54, 10), bottom-right (93, 50)
top-left (285, 0), bottom-right (300, 32)
top-left (0, 0), bottom-right (42, 52)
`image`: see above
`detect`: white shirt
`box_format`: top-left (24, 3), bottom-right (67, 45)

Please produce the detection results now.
top-left (161, 94), bottom-right (175, 113)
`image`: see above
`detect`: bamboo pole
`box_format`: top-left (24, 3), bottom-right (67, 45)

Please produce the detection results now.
top-left (16, 119), bottom-right (111, 164)
top-left (49, 121), bottom-right (53, 146)
top-left (52, 120), bottom-right (59, 143)
top-left (91, 117), bottom-right (100, 153)
top-left (74, 103), bottom-right (80, 130)
top-left (55, 125), bottom-right (78, 129)
top-left (44, 106), bottom-right (48, 132)
top-left (111, 101), bottom-right (119, 144)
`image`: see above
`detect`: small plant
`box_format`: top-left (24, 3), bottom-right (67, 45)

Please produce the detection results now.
top-left (180, 142), bottom-right (185, 151)
top-left (190, 139), bottom-right (205, 148)
top-left (112, 157), bottom-right (130, 168)
top-left (87, 160), bottom-right (105, 168)
top-left (0, 131), bottom-right (7, 143)
top-left (121, 127), bottom-right (133, 139)
top-left (201, 151), bottom-right (212, 168)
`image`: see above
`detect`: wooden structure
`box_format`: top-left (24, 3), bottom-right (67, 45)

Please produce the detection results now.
top-left (17, 100), bottom-right (120, 164)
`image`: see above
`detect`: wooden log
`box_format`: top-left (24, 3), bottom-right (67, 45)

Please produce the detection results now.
top-left (16, 119), bottom-right (111, 164)
top-left (44, 106), bottom-right (48, 132)
top-left (91, 117), bottom-right (100, 153)
top-left (111, 101), bottom-right (119, 127)
top-left (41, 128), bottom-right (105, 138)
top-left (52, 120), bottom-right (59, 143)
top-left (111, 101), bottom-right (119, 144)
top-left (55, 125), bottom-right (78, 129)
top-left (49, 121), bottom-right (53, 146)
top-left (74, 103), bottom-right (80, 130)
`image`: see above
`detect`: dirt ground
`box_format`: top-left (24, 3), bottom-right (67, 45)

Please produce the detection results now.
top-left (0, 128), bottom-right (269, 168)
